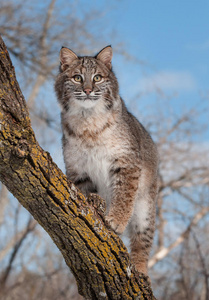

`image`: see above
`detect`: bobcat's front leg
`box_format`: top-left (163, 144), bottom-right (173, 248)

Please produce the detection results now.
top-left (67, 170), bottom-right (97, 197)
top-left (105, 163), bottom-right (141, 235)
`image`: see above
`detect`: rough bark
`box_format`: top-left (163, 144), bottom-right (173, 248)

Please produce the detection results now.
top-left (0, 35), bottom-right (156, 300)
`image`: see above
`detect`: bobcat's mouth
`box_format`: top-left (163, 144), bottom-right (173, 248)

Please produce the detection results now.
top-left (85, 95), bottom-right (100, 101)
top-left (74, 91), bottom-right (101, 101)
top-left (75, 95), bottom-right (100, 101)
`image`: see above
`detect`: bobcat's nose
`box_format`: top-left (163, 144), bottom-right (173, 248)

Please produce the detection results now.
top-left (84, 88), bottom-right (92, 95)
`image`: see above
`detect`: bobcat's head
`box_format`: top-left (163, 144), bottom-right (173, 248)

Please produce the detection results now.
top-left (57, 46), bottom-right (119, 110)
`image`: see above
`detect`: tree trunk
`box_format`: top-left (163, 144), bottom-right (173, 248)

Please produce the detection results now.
top-left (0, 35), bottom-right (156, 300)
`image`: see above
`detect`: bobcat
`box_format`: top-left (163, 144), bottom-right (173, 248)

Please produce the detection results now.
top-left (55, 45), bottom-right (159, 275)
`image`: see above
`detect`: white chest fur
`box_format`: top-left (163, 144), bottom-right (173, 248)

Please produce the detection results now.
top-left (63, 98), bottom-right (127, 205)
top-left (64, 134), bottom-right (115, 205)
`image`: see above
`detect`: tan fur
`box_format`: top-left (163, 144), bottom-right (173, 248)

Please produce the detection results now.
top-left (55, 46), bottom-right (159, 275)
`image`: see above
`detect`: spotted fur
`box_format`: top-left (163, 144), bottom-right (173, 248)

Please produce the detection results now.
top-left (55, 46), bottom-right (159, 275)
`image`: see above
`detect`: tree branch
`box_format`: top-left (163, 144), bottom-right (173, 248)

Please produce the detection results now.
top-left (0, 217), bottom-right (36, 289)
top-left (27, 0), bottom-right (56, 108)
top-left (149, 207), bottom-right (209, 268)
top-left (0, 184), bottom-right (8, 226)
top-left (0, 35), bottom-right (156, 299)
top-left (0, 218), bottom-right (37, 262)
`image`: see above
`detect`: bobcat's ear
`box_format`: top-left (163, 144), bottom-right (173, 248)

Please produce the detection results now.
top-left (59, 47), bottom-right (78, 71)
top-left (96, 45), bottom-right (112, 69)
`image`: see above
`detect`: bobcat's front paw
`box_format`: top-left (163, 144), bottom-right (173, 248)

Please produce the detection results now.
top-left (105, 215), bottom-right (126, 235)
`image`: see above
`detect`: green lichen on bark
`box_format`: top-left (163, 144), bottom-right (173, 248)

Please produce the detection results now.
top-left (0, 35), bottom-right (156, 300)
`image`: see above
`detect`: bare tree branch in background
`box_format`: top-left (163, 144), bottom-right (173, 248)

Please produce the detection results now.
top-left (192, 231), bottom-right (209, 300)
top-left (145, 94), bottom-right (209, 298)
top-left (0, 218), bottom-right (37, 262)
top-left (149, 206), bottom-right (209, 268)
top-left (0, 184), bottom-right (8, 226)
top-left (0, 218), bottom-right (37, 290)
top-left (27, 0), bottom-right (56, 108)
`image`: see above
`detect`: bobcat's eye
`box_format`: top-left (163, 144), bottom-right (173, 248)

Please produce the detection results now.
top-left (94, 75), bottom-right (102, 82)
top-left (73, 75), bottom-right (82, 82)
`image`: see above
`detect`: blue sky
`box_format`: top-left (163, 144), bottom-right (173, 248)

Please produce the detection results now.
top-left (111, 1), bottom-right (209, 96)
top-left (44, 0), bottom-right (209, 167)
top-left (108, 1), bottom-right (209, 73)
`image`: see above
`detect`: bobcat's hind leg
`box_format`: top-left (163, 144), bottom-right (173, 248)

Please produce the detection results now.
top-left (128, 185), bottom-right (157, 275)
top-left (129, 225), bottom-right (155, 275)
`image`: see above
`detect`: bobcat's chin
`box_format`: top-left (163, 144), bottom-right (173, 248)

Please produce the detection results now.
top-left (75, 97), bottom-right (100, 109)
